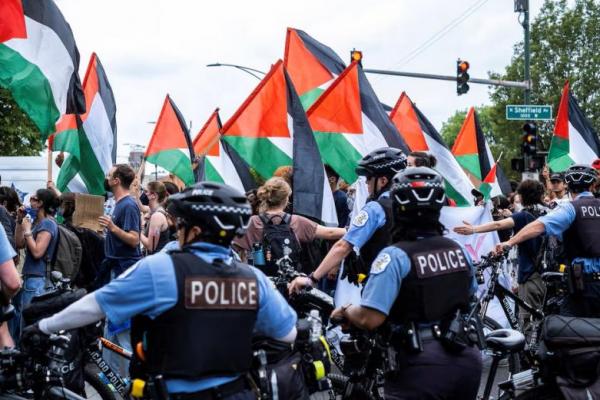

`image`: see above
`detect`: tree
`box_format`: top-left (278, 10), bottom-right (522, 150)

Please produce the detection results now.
top-left (0, 88), bottom-right (43, 156)
top-left (487, 0), bottom-right (600, 174)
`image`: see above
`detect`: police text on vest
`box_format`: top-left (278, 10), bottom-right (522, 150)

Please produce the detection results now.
top-left (412, 249), bottom-right (468, 278)
top-left (185, 277), bottom-right (258, 310)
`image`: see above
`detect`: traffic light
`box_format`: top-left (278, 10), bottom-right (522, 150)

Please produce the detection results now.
top-left (456, 59), bottom-right (470, 95)
top-left (521, 122), bottom-right (537, 155)
top-left (350, 49), bottom-right (363, 66)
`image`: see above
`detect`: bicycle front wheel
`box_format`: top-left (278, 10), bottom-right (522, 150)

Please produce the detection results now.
top-left (83, 367), bottom-right (118, 400)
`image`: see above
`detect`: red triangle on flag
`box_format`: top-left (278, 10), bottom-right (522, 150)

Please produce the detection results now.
top-left (222, 60), bottom-right (290, 139)
top-left (554, 81), bottom-right (569, 140)
top-left (306, 61), bottom-right (362, 134)
top-left (284, 28), bottom-right (334, 97)
top-left (193, 109), bottom-right (221, 157)
top-left (451, 107), bottom-right (479, 156)
top-left (145, 95), bottom-right (190, 157)
top-left (0, 0), bottom-right (26, 43)
top-left (483, 162), bottom-right (497, 184)
top-left (390, 92), bottom-right (429, 151)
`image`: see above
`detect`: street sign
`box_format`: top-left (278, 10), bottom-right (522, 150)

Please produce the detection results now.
top-left (506, 105), bottom-right (552, 120)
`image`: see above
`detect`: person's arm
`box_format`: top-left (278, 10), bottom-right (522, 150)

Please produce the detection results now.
top-left (39, 293), bottom-right (105, 334)
top-left (503, 220), bottom-right (546, 248)
top-left (15, 217), bottom-right (25, 249)
top-left (140, 212), bottom-right (166, 251)
top-left (0, 259), bottom-right (21, 303)
top-left (314, 225), bottom-right (346, 241)
top-left (454, 217), bottom-right (515, 235)
top-left (20, 218), bottom-right (52, 259)
top-left (333, 304), bottom-right (387, 330)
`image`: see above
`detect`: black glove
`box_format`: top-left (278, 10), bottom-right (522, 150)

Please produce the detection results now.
top-left (21, 322), bottom-right (48, 353)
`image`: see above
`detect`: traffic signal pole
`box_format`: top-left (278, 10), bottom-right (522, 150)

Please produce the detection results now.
top-left (362, 68), bottom-right (530, 90)
top-left (521, 0), bottom-right (531, 104)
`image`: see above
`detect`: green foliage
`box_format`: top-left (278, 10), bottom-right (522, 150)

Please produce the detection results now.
top-left (0, 87), bottom-right (43, 156)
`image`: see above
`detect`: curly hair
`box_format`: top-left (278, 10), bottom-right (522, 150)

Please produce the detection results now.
top-left (257, 177), bottom-right (291, 213)
top-left (516, 179), bottom-right (544, 207)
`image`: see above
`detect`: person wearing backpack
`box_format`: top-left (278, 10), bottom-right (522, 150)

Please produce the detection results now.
top-left (232, 177), bottom-right (345, 275)
top-left (454, 179), bottom-right (549, 332)
top-left (14, 188), bottom-right (60, 339)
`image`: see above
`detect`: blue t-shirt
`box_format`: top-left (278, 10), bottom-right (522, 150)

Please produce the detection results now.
top-left (333, 190), bottom-right (350, 228)
top-left (104, 195), bottom-right (141, 261)
top-left (22, 218), bottom-right (58, 276)
top-left (512, 210), bottom-right (544, 284)
top-left (343, 191), bottom-right (389, 250)
top-left (360, 242), bottom-right (478, 317)
top-left (0, 225), bottom-right (16, 264)
top-left (539, 192), bottom-right (600, 273)
top-left (95, 241), bottom-right (297, 394)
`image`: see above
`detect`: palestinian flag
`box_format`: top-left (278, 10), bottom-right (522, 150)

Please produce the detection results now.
top-left (222, 60), bottom-right (337, 226)
top-left (548, 82), bottom-right (600, 172)
top-left (0, 0), bottom-right (85, 138)
top-left (54, 53), bottom-right (116, 195)
top-left (283, 27), bottom-right (345, 109)
top-left (145, 95), bottom-right (195, 186)
top-left (389, 92), bottom-right (474, 206)
top-left (480, 162), bottom-right (498, 201)
top-left (451, 107), bottom-right (511, 197)
top-left (306, 61), bottom-right (409, 184)
top-left (192, 109), bottom-right (256, 194)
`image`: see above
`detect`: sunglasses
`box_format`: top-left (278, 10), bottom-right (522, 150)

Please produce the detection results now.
top-left (30, 197), bottom-right (39, 202)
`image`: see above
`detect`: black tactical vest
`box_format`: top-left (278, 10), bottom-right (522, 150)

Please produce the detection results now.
top-left (563, 197), bottom-right (600, 261)
top-left (359, 197), bottom-right (394, 268)
top-left (388, 236), bottom-right (472, 324)
top-left (131, 252), bottom-right (259, 379)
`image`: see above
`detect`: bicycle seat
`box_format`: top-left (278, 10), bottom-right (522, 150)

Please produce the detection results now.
top-left (541, 272), bottom-right (563, 283)
top-left (485, 329), bottom-right (526, 352)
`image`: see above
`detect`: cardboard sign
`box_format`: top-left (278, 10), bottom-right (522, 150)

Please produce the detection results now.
top-left (72, 193), bottom-right (104, 232)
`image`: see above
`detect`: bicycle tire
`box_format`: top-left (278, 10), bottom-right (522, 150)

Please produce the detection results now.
top-left (483, 316), bottom-right (521, 375)
top-left (328, 373), bottom-right (349, 393)
top-left (83, 367), bottom-right (118, 400)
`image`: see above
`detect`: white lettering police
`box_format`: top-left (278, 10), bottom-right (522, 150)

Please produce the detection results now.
top-left (413, 249), bottom-right (468, 278)
top-left (185, 277), bottom-right (258, 310)
top-left (581, 205), bottom-right (600, 218)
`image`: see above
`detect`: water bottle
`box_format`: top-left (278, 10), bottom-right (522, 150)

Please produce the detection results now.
top-left (252, 243), bottom-right (265, 266)
top-left (309, 309), bottom-right (322, 342)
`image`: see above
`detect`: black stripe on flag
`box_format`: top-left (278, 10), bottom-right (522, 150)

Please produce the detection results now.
top-left (412, 101), bottom-right (449, 149)
top-left (568, 92), bottom-right (600, 157)
top-left (294, 29), bottom-right (346, 75)
top-left (284, 68), bottom-right (325, 222)
top-left (167, 95), bottom-right (195, 162)
top-left (23, 0), bottom-right (85, 114)
top-left (221, 139), bottom-right (257, 192)
top-left (94, 55), bottom-right (117, 164)
top-left (357, 67), bottom-right (410, 153)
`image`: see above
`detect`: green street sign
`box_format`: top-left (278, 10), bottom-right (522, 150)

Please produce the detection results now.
top-left (506, 105), bottom-right (553, 120)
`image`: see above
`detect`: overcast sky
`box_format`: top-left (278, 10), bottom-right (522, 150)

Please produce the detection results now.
top-left (56, 0), bottom-right (543, 162)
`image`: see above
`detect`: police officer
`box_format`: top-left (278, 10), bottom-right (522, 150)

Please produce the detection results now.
top-left (24, 182), bottom-right (297, 399)
top-left (330, 167), bottom-right (482, 400)
top-left (498, 164), bottom-right (600, 317)
top-left (289, 147), bottom-right (407, 293)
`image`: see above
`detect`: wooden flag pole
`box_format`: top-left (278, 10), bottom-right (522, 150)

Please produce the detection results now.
top-left (137, 159), bottom-right (146, 185)
top-left (47, 143), bottom-right (53, 183)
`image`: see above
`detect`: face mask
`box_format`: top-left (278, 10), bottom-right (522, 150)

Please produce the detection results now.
top-left (104, 178), bottom-right (112, 193)
top-left (514, 203), bottom-right (523, 212)
top-left (140, 192), bottom-right (149, 206)
top-left (25, 207), bottom-right (38, 221)
top-left (56, 207), bottom-right (63, 218)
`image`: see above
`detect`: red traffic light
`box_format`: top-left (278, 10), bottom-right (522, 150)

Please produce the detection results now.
top-left (457, 61), bottom-right (470, 73)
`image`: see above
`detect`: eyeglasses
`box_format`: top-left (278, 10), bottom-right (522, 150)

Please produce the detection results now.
top-left (30, 197), bottom-right (39, 202)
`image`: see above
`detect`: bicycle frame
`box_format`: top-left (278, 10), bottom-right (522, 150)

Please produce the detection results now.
top-left (481, 281), bottom-right (544, 331)
top-left (85, 337), bottom-right (131, 397)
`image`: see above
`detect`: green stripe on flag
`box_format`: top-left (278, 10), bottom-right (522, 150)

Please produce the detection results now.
top-left (77, 130), bottom-right (107, 195)
top-left (455, 154), bottom-right (482, 180)
top-left (146, 149), bottom-right (194, 186)
top-left (444, 179), bottom-right (471, 207)
top-left (223, 136), bottom-right (292, 179)
top-left (0, 44), bottom-right (60, 137)
top-left (205, 159), bottom-right (225, 183)
top-left (57, 155), bottom-right (81, 192)
top-left (299, 87), bottom-right (324, 110)
top-left (52, 128), bottom-right (79, 156)
top-left (547, 136), bottom-right (573, 172)
top-left (314, 132), bottom-right (362, 183)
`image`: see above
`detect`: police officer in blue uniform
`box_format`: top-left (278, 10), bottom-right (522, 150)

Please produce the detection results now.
top-left (289, 147), bottom-right (407, 293)
top-left (499, 164), bottom-right (600, 317)
top-left (330, 167), bottom-right (482, 400)
top-left (25, 182), bottom-right (298, 399)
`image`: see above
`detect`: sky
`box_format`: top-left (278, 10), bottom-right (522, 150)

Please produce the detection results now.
top-left (56, 0), bottom-right (544, 163)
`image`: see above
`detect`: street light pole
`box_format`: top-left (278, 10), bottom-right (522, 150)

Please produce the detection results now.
top-left (523, 1), bottom-right (531, 105)
top-left (206, 63), bottom-right (266, 80)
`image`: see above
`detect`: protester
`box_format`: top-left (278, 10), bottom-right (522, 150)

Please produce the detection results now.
top-left (98, 164), bottom-right (141, 377)
top-left (14, 188), bottom-right (60, 339)
top-left (0, 186), bottom-right (21, 252)
top-left (140, 181), bottom-right (170, 255)
top-left (0, 224), bottom-right (21, 348)
top-left (325, 164), bottom-right (350, 228)
top-left (232, 177), bottom-right (345, 270)
top-left (407, 151), bottom-right (437, 168)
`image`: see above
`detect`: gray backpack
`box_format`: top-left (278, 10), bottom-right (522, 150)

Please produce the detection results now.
top-left (48, 224), bottom-right (82, 281)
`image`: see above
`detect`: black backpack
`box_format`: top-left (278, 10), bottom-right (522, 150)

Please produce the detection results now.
top-left (260, 213), bottom-right (302, 275)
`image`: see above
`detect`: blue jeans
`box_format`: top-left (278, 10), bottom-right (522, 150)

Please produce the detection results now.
top-left (11, 276), bottom-right (46, 342)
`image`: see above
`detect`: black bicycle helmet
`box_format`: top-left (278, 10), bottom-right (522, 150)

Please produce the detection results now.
top-left (391, 167), bottom-right (446, 213)
top-left (166, 181), bottom-right (252, 246)
top-left (565, 164), bottom-right (598, 191)
top-left (355, 147), bottom-right (407, 178)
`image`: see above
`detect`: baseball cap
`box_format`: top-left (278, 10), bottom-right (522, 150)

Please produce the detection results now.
top-left (592, 159), bottom-right (600, 170)
top-left (549, 172), bottom-right (564, 182)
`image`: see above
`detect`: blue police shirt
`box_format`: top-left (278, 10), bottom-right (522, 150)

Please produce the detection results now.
top-left (539, 192), bottom-right (600, 273)
top-left (0, 225), bottom-right (16, 263)
top-left (360, 241), bottom-right (478, 316)
top-left (104, 195), bottom-right (141, 261)
top-left (343, 191), bottom-right (389, 250)
top-left (94, 241), bottom-right (297, 394)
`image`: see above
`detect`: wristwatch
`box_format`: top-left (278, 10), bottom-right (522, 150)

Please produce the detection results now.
top-left (308, 272), bottom-right (319, 286)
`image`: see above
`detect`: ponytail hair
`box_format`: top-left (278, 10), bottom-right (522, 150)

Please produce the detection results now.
top-left (257, 177), bottom-right (291, 213)
top-left (36, 188), bottom-right (60, 215)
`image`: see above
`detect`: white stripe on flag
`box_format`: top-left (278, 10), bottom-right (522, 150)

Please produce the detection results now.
top-left (484, 142), bottom-right (503, 198)
top-left (66, 174), bottom-right (87, 194)
top-left (320, 168), bottom-right (338, 226)
top-left (206, 143), bottom-right (246, 194)
top-left (569, 122), bottom-right (599, 165)
top-left (4, 17), bottom-right (74, 115)
top-left (342, 113), bottom-right (389, 156)
top-left (426, 136), bottom-right (474, 205)
top-left (82, 93), bottom-right (114, 173)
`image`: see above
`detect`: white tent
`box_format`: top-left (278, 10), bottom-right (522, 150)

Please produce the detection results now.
top-left (0, 156), bottom-right (58, 195)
